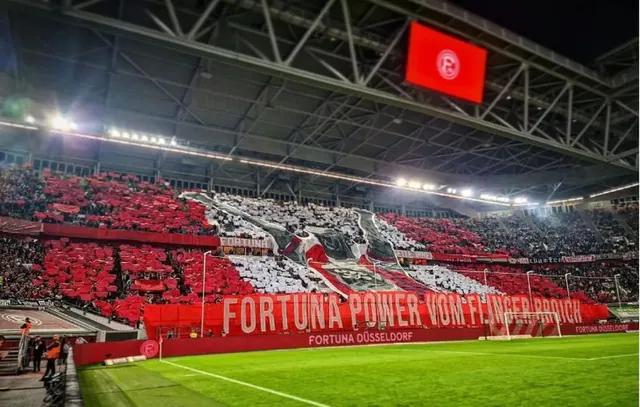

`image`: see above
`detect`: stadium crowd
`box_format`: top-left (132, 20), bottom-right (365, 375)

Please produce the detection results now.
top-left (0, 166), bottom-right (637, 325)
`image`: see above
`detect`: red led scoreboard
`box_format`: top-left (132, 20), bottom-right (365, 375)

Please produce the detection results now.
top-left (405, 22), bottom-right (487, 104)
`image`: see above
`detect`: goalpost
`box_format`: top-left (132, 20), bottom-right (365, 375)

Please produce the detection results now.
top-left (486, 312), bottom-right (562, 340)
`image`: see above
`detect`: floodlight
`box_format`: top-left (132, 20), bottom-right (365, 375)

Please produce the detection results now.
top-left (396, 178), bottom-right (407, 187)
top-left (25, 115), bottom-right (35, 124)
top-left (51, 116), bottom-right (73, 130)
top-left (408, 180), bottom-right (421, 189)
top-left (122, 132), bottom-right (130, 139)
top-left (150, 137), bottom-right (157, 143)
top-left (170, 139), bottom-right (177, 146)
top-left (461, 189), bottom-right (473, 197)
top-left (141, 135), bottom-right (149, 142)
top-left (109, 128), bottom-right (120, 138)
top-left (132, 133), bottom-right (140, 140)
top-left (514, 197), bottom-right (528, 204)
top-left (422, 183), bottom-right (436, 191)
top-left (158, 137), bottom-right (165, 145)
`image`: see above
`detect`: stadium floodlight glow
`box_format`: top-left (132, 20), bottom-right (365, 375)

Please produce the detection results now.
top-left (396, 178), bottom-right (407, 187)
top-left (150, 137), bottom-right (157, 143)
top-left (109, 128), bottom-right (121, 138)
top-left (422, 183), bottom-right (436, 191)
top-left (132, 133), bottom-right (140, 140)
top-left (25, 115), bottom-right (36, 124)
top-left (408, 180), bottom-right (421, 189)
top-left (141, 135), bottom-right (149, 142)
top-left (121, 132), bottom-right (130, 139)
top-left (589, 182), bottom-right (639, 198)
top-left (50, 115), bottom-right (76, 131)
top-left (513, 197), bottom-right (528, 204)
top-left (157, 137), bottom-right (165, 145)
top-left (170, 139), bottom-right (177, 146)
top-left (461, 189), bottom-right (473, 197)
top-left (546, 197), bottom-right (584, 205)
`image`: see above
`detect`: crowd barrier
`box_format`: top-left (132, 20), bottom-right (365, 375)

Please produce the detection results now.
top-left (72, 322), bottom-right (639, 366)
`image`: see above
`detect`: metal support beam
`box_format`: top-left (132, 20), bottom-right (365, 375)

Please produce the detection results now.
top-left (565, 85), bottom-right (573, 144)
top-left (528, 84), bottom-right (570, 135)
top-left (570, 102), bottom-right (607, 147)
top-left (260, 0), bottom-right (281, 62)
top-left (5, 1), bottom-right (638, 172)
top-left (340, 0), bottom-right (360, 83)
top-left (363, 20), bottom-right (409, 85)
top-left (480, 64), bottom-right (524, 120)
top-left (610, 118), bottom-right (638, 155)
top-left (603, 102), bottom-right (611, 155)
top-left (164, 0), bottom-right (183, 36)
top-left (284, 0), bottom-right (336, 66)
top-left (187, 0), bottom-right (220, 40)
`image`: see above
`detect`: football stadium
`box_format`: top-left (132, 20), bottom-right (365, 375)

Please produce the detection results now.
top-left (0, 0), bottom-right (637, 406)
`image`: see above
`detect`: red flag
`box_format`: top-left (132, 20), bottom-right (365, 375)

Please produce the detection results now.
top-left (405, 22), bottom-right (487, 104)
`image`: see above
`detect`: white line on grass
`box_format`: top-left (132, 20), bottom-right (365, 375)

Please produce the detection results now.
top-left (161, 360), bottom-right (331, 407)
top-left (587, 353), bottom-right (639, 361)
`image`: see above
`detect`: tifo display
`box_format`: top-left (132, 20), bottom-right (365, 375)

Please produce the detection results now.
top-left (0, 166), bottom-right (635, 333)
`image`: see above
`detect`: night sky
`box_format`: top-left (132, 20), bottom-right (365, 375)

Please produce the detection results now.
top-left (451, 0), bottom-right (638, 65)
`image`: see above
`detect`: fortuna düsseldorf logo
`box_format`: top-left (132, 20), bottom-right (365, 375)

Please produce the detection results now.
top-left (140, 340), bottom-right (159, 358)
top-left (1, 314), bottom-right (42, 325)
top-left (437, 49), bottom-right (460, 80)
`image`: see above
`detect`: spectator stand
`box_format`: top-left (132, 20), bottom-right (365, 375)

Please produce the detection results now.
top-left (228, 255), bottom-right (331, 294)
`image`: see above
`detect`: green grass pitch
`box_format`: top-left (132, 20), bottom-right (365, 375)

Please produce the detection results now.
top-left (78, 333), bottom-right (638, 406)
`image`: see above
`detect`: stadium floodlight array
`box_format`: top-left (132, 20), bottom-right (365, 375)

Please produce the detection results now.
top-left (589, 182), bottom-right (640, 198)
top-left (479, 194), bottom-right (510, 203)
top-left (0, 116), bottom-right (632, 207)
top-left (546, 197), bottom-right (583, 206)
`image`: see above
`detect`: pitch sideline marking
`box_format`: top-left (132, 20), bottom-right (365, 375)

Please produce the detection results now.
top-left (421, 350), bottom-right (587, 361)
top-left (161, 360), bottom-right (331, 407)
top-left (586, 353), bottom-right (638, 361)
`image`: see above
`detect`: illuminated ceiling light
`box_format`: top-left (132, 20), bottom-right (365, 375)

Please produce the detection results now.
top-left (422, 183), bottom-right (436, 191)
top-left (25, 115), bottom-right (35, 124)
top-left (132, 133), bottom-right (140, 140)
top-left (461, 189), bottom-right (473, 197)
top-left (141, 135), bottom-right (149, 142)
top-left (514, 197), bottom-right (528, 204)
top-left (121, 132), bottom-right (130, 139)
top-left (150, 137), bottom-right (157, 143)
top-left (396, 178), bottom-right (407, 187)
top-left (109, 128), bottom-right (120, 138)
top-left (170, 139), bottom-right (177, 146)
top-left (157, 137), bottom-right (165, 145)
top-left (506, 95), bottom-right (511, 100)
top-left (408, 180), bottom-right (421, 189)
top-left (69, 121), bottom-right (77, 130)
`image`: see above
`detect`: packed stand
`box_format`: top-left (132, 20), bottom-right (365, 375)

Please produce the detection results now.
top-left (373, 215), bottom-right (425, 251)
top-left (532, 261), bottom-right (638, 303)
top-left (217, 193), bottom-right (366, 245)
top-left (171, 249), bottom-right (254, 304)
top-left (229, 255), bottom-right (330, 294)
top-left (0, 165), bottom-right (46, 219)
top-left (0, 236), bottom-right (47, 298)
top-left (453, 263), bottom-right (594, 304)
top-left (588, 209), bottom-right (636, 251)
top-left (526, 212), bottom-right (602, 256)
top-left (405, 265), bottom-right (501, 295)
top-left (456, 217), bottom-right (530, 256)
top-left (203, 203), bottom-right (270, 239)
top-left (15, 168), bottom-right (216, 235)
top-left (616, 202), bottom-right (639, 233)
top-left (39, 239), bottom-right (117, 302)
top-left (377, 213), bottom-right (486, 255)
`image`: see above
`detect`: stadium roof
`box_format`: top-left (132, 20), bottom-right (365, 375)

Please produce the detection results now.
top-left (0, 0), bottom-right (637, 210)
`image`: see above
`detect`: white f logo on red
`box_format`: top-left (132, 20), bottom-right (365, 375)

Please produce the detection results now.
top-left (437, 49), bottom-right (460, 80)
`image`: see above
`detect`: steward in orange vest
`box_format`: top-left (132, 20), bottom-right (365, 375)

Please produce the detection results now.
top-left (41, 335), bottom-right (60, 380)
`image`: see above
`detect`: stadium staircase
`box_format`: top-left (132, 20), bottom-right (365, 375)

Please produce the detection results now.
top-left (0, 336), bottom-right (29, 375)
